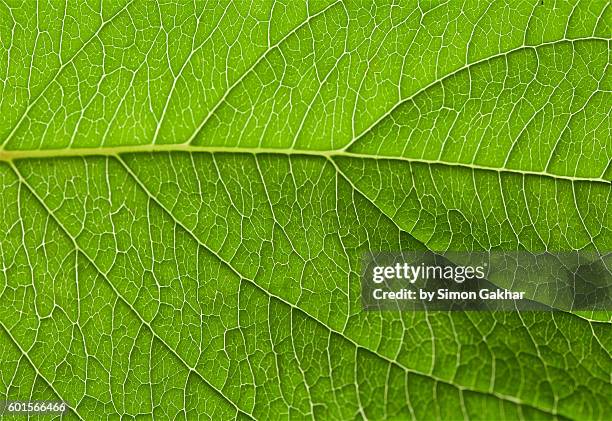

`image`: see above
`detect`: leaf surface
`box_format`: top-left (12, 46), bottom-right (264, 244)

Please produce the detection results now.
top-left (0, 1), bottom-right (610, 419)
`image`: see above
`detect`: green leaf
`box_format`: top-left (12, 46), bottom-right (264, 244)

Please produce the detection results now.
top-left (0, 1), bottom-right (610, 419)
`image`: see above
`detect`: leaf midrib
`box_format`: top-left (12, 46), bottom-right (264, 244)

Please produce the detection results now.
top-left (0, 145), bottom-right (609, 185)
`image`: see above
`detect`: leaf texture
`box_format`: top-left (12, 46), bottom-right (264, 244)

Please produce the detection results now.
top-left (0, 1), bottom-right (610, 419)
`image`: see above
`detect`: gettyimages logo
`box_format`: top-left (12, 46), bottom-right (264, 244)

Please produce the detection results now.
top-left (362, 251), bottom-right (612, 312)
top-left (372, 262), bottom-right (487, 284)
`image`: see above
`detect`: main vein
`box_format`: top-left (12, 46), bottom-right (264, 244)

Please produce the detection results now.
top-left (0, 144), bottom-right (609, 185)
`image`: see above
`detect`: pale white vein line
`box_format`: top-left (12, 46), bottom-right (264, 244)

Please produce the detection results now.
top-left (341, 37), bottom-right (610, 153)
top-left (571, 182), bottom-right (595, 249)
top-left (465, 1), bottom-right (495, 66)
top-left (350, 4), bottom-right (420, 141)
top-left (183, 0), bottom-right (342, 146)
top-left (331, 165), bottom-right (352, 334)
top-left (523, 1), bottom-right (541, 47)
top-left (336, 151), bottom-right (610, 185)
top-left (501, 46), bottom-right (562, 169)
top-left (266, 296), bottom-right (291, 412)
top-left (290, 52), bottom-right (348, 149)
top-left (290, 309), bottom-right (315, 419)
top-left (593, 2), bottom-right (609, 37)
top-left (8, 161), bottom-right (254, 420)
top-left (151, 2), bottom-right (234, 145)
top-left (354, 346), bottom-right (368, 421)
top-left (544, 64), bottom-right (607, 176)
top-left (114, 155), bottom-right (568, 415)
top-left (0, 145), bottom-right (609, 185)
top-left (0, 322), bottom-right (86, 421)
top-left (0, 0), bottom-right (136, 150)
top-left (0, 1), bottom-right (17, 83)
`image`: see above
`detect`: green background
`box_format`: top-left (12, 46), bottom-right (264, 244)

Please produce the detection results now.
top-left (0, 1), bottom-right (610, 419)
